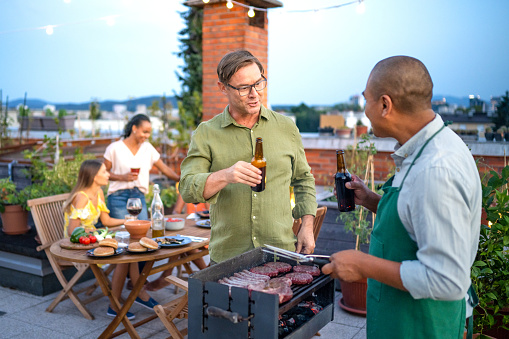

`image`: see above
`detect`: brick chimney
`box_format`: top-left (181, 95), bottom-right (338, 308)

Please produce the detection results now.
top-left (185, 0), bottom-right (282, 121)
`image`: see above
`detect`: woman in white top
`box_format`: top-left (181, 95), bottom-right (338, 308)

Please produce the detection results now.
top-left (104, 114), bottom-right (180, 220)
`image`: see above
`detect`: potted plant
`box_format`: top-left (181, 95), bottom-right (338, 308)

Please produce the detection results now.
top-left (484, 127), bottom-right (494, 142)
top-left (0, 178), bottom-right (30, 235)
top-left (338, 205), bottom-right (372, 316)
top-left (336, 125), bottom-right (352, 139)
top-left (495, 127), bottom-right (505, 142)
top-left (355, 119), bottom-right (368, 137)
top-left (336, 137), bottom-right (380, 316)
top-left (470, 166), bottom-right (509, 337)
top-left (160, 186), bottom-right (178, 215)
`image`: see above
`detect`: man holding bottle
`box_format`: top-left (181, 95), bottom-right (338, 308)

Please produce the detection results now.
top-left (179, 50), bottom-right (317, 264)
top-left (322, 56), bottom-right (481, 338)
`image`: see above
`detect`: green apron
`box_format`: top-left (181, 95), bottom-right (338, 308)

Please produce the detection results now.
top-left (367, 125), bottom-right (466, 338)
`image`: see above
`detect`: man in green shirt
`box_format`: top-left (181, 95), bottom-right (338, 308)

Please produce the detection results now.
top-left (179, 50), bottom-right (317, 263)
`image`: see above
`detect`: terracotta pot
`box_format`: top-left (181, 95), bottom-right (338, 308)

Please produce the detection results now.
top-left (355, 125), bottom-right (368, 137)
top-left (1, 205), bottom-right (29, 235)
top-left (336, 128), bottom-right (352, 139)
top-left (339, 278), bottom-right (367, 316)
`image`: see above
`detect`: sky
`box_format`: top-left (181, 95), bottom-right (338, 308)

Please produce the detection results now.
top-left (1, 0), bottom-right (508, 106)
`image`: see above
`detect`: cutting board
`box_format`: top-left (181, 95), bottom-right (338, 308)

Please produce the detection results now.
top-left (59, 238), bottom-right (99, 250)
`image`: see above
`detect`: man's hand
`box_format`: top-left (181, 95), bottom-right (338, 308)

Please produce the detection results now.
top-left (223, 161), bottom-right (261, 187)
top-left (321, 249), bottom-right (367, 281)
top-left (203, 161), bottom-right (261, 200)
top-left (343, 175), bottom-right (381, 213)
top-left (295, 215), bottom-right (315, 254)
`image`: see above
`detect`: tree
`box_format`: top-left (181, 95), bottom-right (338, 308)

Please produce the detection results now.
top-left (89, 100), bottom-right (101, 136)
top-left (492, 91), bottom-right (509, 129)
top-left (291, 103), bottom-right (322, 133)
top-left (174, 7), bottom-right (203, 131)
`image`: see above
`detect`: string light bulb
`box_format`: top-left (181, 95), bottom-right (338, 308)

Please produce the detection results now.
top-left (45, 25), bottom-right (54, 35)
top-left (248, 6), bottom-right (255, 17)
top-left (226, 0), bottom-right (233, 9)
top-left (356, 0), bottom-right (366, 14)
top-left (202, 0), bottom-right (209, 3)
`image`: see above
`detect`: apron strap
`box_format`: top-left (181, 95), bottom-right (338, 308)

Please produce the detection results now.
top-left (399, 123), bottom-right (448, 188)
top-left (466, 285), bottom-right (479, 339)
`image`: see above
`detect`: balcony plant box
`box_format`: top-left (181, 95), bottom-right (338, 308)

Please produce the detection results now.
top-left (18, 115), bottom-right (76, 131)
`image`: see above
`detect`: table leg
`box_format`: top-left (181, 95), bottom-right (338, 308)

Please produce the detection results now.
top-left (90, 263), bottom-right (153, 339)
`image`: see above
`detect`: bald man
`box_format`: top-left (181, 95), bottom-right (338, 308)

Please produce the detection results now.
top-left (322, 56), bottom-right (481, 338)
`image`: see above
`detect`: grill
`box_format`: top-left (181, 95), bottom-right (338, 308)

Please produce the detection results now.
top-left (189, 247), bottom-right (335, 338)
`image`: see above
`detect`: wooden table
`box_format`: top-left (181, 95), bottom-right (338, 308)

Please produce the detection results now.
top-left (50, 215), bottom-right (210, 339)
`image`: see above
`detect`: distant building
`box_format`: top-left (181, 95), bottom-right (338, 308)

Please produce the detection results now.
top-left (349, 94), bottom-right (364, 109)
top-left (489, 96), bottom-right (501, 117)
top-left (469, 94), bottom-right (486, 113)
top-left (439, 112), bottom-right (492, 133)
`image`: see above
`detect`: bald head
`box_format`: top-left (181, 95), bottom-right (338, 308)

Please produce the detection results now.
top-left (368, 56), bottom-right (433, 113)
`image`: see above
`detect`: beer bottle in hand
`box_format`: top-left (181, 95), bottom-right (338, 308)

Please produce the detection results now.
top-left (251, 137), bottom-right (266, 192)
top-left (335, 150), bottom-right (355, 212)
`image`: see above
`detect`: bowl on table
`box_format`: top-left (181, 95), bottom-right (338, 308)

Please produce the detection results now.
top-left (124, 220), bottom-right (151, 239)
top-left (165, 217), bottom-right (185, 231)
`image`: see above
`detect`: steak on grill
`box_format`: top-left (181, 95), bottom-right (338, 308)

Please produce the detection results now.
top-left (250, 265), bottom-right (279, 277)
top-left (293, 265), bottom-right (321, 277)
top-left (218, 270), bottom-right (294, 303)
top-left (285, 272), bottom-right (314, 285)
top-left (264, 261), bottom-right (292, 273)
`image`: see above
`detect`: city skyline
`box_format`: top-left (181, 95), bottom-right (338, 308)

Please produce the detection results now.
top-left (1, 0), bottom-right (508, 106)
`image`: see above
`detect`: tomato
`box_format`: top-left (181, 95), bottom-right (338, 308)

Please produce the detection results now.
top-left (88, 235), bottom-right (97, 243)
top-left (167, 218), bottom-right (181, 222)
top-left (79, 236), bottom-right (91, 245)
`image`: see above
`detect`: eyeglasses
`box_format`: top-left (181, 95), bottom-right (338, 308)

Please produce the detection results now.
top-left (227, 75), bottom-right (267, 96)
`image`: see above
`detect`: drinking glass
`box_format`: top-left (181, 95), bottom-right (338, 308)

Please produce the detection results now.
top-left (126, 198), bottom-right (142, 220)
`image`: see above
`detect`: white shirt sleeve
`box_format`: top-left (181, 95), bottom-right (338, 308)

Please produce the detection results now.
top-left (399, 164), bottom-right (478, 300)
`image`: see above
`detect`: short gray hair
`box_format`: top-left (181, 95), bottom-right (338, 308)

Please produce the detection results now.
top-left (217, 50), bottom-right (264, 84)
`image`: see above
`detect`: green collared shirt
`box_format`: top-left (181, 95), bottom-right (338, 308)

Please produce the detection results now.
top-left (180, 105), bottom-right (317, 263)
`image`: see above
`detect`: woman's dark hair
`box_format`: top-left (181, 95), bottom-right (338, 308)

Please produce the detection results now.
top-left (123, 114), bottom-right (151, 138)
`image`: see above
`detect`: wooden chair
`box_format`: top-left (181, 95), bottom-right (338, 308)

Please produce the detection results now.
top-left (28, 193), bottom-right (112, 320)
top-left (154, 275), bottom-right (189, 339)
top-left (292, 206), bottom-right (328, 242)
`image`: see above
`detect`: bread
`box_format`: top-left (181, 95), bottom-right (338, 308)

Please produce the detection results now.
top-left (139, 237), bottom-right (159, 250)
top-left (99, 238), bottom-right (118, 249)
top-left (94, 247), bottom-right (115, 256)
top-left (128, 242), bottom-right (147, 252)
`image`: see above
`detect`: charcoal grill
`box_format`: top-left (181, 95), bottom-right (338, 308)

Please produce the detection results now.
top-left (189, 247), bottom-right (335, 339)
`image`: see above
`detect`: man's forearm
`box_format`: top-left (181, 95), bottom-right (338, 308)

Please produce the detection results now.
top-left (203, 170), bottom-right (229, 200)
top-left (364, 191), bottom-right (382, 213)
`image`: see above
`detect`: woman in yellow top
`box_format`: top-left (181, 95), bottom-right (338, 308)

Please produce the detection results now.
top-left (62, 159), bottom-right (159, 319)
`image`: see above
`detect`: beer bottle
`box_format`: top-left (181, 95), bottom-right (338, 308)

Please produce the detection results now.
top-left (251, 137), bottom-right (266, 192)
top-left (335, 150), bottom-right (355, 212)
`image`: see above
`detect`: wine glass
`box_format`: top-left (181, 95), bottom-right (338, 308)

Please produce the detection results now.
top-left (126, 198), bottom-right (142, 220)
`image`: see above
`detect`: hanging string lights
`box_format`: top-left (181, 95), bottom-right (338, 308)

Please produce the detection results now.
top-left (201, 0), bottom-right (366, 17)
top-left (0, 0), bottom-right (365, 36)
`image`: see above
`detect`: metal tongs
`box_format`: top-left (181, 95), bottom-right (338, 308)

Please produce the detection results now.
top-left (263, 244), bottom-right (330, 266)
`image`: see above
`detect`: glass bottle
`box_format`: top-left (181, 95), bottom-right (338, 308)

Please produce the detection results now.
top-left (251, 137), bottom-right (266, 192)
top-left (335, 150), bottom-right (355, 212)
top-left (151, 184), bottom-right (165, 237)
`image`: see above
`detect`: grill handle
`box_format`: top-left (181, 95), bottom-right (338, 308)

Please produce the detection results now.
top-left (206, 306), bottom-right (251, 324)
